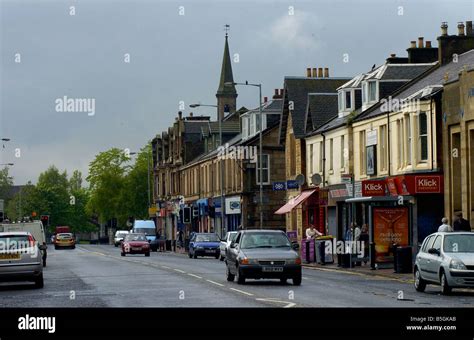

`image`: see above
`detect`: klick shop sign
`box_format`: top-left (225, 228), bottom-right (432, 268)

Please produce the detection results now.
top-left (362, 180), bottom-right (386, 196)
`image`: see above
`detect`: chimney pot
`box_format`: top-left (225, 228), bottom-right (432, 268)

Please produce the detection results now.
top-left (189, 112), bottom-right (193, 117)
top-left (458, 22), bottom-right (465, 36)
top-left (441, 22), bottom-right (448, 36)
top-left (410, 41), bottom-right (416, 48)
top-left (312, 68), bottom-right (317, 77)
top-left (466, 21), bottom-right (473, 36)
top-left (274, 89), bottom-right (279, 96)
top-left (418, 37), bottom-right (424, 48)
top-left (178, 111), bottom-right (182, 119)
top-left (425, 41), bottom-right (432, 48)
top-left (280, 89), bottom-right (284, 96)
top-left (324, 67), bottom-right (329, 77)
top-left (306, 68), bottom-right (311, 77)
top-left (318, 68), bottom-right (323, 77)
top-left (390, 53), bottom-right (396, 58)
top-left (264, 96), bottom-right (268, 103)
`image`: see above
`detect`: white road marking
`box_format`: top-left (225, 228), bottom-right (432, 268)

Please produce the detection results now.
top-left (187, 273), bottom-right (202, 279)
top-left (230, 288), bottom-right (254, 296)
top-left (255, 298), bottom-right (296, 308)
top-left (302, 276), bottom-right (309, 280)
top-left (162, 265), bottom-right (171, 269)
top-left (173, 268), bottom-right (186, 273)
top-left (206, 280), bottom-right (224, 287)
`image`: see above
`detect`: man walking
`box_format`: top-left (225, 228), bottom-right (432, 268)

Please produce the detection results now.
top-left (453, 212), bottom-right (472, 232)
top-left (438, 217), bottom-right (453, 232)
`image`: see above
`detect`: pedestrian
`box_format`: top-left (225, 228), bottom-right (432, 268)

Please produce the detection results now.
top-left (177, 229), bottom-right (184, 252)
top-left (353, 223), bottom-right (361, 242)
top-left (438, 217), bottom-right (453, 232)
top-left (453, 212), bottom-right (472, 232)
top-left (306, 224), bottom-right (322, 240)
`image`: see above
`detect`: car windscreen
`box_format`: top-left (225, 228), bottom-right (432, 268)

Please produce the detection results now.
top-left (195, 234), bottom-right (219, 242)
top-left (443, 234), bottom-right (474, 253)
top-left (240, 232), bottom-right (291, 249)
top-left (125, 234), bottom-right (147, 242)
top-left (0, 235), bottom-right (31, 250)
top-left (133, 228), bottom-right (154, 236)
top-left (116, 231), bottom-right (128, 236)
top-left (57, 233), bottom-right (73, 240)
top-left (229, 232), bottom-right (238, 241)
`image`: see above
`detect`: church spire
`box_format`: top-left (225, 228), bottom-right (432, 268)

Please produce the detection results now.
top-left (216, 25), bottom-right (237, 120)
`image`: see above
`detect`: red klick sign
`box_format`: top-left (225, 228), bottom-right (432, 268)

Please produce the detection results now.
top-left (362, 180), bottom-right (386, 196)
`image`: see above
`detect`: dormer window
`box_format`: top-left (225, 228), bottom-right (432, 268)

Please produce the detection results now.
top-left (368, 81), bottom-right (377, 102)
top-left (338, 89), bottom-right (354, 115)
top-left (345, 91), bottom-right (352, 110)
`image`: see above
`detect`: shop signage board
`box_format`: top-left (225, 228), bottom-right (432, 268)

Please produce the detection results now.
top-left (414, 175), bottom-right (442, 193)
top-left (366, 130), bottom-right (377, 146)
top-left (346, 181), bottom-right (362, 198)
top-left (225, 197), bottom-right (241, 214)
top-left (361, 180), bottom-right (386, 196)
top-left (272, 182), bottom-right (286, 191)
top-left (286, 180), bottom-right (299, 190)
top-left (373, 207), bottom-right (409, 263)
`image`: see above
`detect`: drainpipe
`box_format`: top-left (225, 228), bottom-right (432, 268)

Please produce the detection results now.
top-left (387, 111), bottom-right (391, 177)
top-left (430, 98), bottom-right (434, 171)
top-left (321, 132), bottom-right (326, 186)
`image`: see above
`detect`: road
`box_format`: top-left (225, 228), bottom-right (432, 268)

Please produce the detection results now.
top-left (0, 244), bottom-right (473, 308)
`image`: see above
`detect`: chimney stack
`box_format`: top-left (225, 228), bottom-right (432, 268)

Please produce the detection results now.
top-left (324, 67), bottom-right (329, 77)
top-left (425, 41), bottom-right (432, 48)
top-left (458, 22), bottom-right (465, 36)
top-left (178, 111), bottom-right (182, 120)
top-left (418, 37), bottom-right (424, 48)
top-left (306, 68), bottom-right (311, 77)
top-left (441, 22), bottom-right (448, 36)
top-left (189, 112), bottom-right (193, 117)
top-left (264, 96), bottom-right (268, 103)
top-left (280, 88), bottom-right (284, 96)
top-left (312, 67), bottom-right (317, 77)
top-left (467, 21), bottom-right (473, 36)
top-left (318, 68), bottom-right (323, 77)
top-left (390, 53), bottom-right (396, 57)
top-left (274, 89), bottom-right (279, 97)
top-left (410, 41), bottom-right (416, 48)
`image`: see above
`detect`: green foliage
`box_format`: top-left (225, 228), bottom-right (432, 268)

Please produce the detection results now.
top-left (0, 167), bottom-right (14, 205)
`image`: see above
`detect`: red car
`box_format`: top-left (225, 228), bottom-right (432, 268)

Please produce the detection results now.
top-left (121, 233), bottom-right (150, 257)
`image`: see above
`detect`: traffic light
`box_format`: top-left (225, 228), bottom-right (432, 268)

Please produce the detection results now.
top-left (40, 215), bottom-right (50, 227)
top-left (183, 207), bottom-right (191, 223)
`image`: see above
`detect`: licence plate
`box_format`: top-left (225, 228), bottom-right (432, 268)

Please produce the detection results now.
top-left (262, 267), bottom-right (284, 272)
top-left (0, 253), bottom-right (21, 260)
top-left (132, 247), bottom-right (141, 251)
top-left (205, 250), bottom-right (215, 253)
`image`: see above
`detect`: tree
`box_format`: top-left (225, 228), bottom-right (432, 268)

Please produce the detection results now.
top-left (86, 148), bottom-right (130, 226)
top-left (0, 167), bottom-right (14, 203)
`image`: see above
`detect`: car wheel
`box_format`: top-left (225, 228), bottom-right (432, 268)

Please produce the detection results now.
top-left (54, 246), bottom-right (58, 250)
top-left (114, 244), bottom-right (118, 247)
top-left (193, 252), bottom-right (197, 259)
top-left (292, 274), bottom-right (302, 286)
top-left (34, 273), bottom-right (44, 289)
top-left (236, 267), bottom-right (245, 285)
top-left (280, 278), bottom-right (287, 284)
top-left (440, 271), bottom-right (452, 295)
top-left (145, 252), bottom-right (150, 257)
top-left (71, 245), bottom-right (75, 249)
top-left (121, 252), bottom-right (125, 257)
top-left (219, 255), bottom-right (225, 261)
top-left (188, 252), bottom-right (192, 258)
top-left (414, 267), bottom-right (426, 292)
top-left (226, 265), bottom-right (235, 282)
top-left (215, 253), bottom-right (220, 259)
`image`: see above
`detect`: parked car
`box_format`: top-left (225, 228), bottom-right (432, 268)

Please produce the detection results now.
top-left (0, 231), bottom-right (44, 288)
top-left (114, 230), bottom-right (129, 247)
top-left (188, 233), bottom-right (220, 259)
top-left (121, 233), bottom-right (150, 257)
top-left (54, 233), bottom-right (76, 249)
top-left (219, 231), bottom-right (237, 261)
top-left (414, 232), bottom-right (474, 294)
top-left (225, 230), bottom-right (302, 285)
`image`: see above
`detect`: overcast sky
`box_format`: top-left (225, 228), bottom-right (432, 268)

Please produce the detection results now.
top-left (1, 0), bottom-right (473, 185)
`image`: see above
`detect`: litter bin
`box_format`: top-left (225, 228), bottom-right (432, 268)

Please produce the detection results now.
top-left (395, 246), bottom-right (412, 273)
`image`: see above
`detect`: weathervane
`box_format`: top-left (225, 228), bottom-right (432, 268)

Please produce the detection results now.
top-left (224, 24), bottom-right (230, 37)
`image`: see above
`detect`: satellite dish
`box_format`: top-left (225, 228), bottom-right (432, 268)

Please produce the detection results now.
top-left (311, 173), bottom-right (322, 186)
top-left (295, 174), bottom-right (305, 186)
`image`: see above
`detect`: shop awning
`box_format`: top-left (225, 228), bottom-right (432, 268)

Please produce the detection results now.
top-left (274, 190), bottom-right (316, 215)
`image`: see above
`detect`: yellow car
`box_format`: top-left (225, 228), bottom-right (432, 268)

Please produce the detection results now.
top-left (54, 233), bottom-right (76, 249)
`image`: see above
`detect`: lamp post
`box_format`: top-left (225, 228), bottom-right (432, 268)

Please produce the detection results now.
top-left (225, 81), bottom-right (263, 229)
top-left (0, 163), bottom-right (14, 166)
top-left (190, 103), bottom-right (225, 237)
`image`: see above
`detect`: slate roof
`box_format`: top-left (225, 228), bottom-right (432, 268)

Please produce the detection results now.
top-left (304, 93), bottom-right (339, 133)
top-left (278, 77), bottom-right (351, 143)
top-left (184, 120), bottom-right (212, 134)
top-left (377, 64), bottom-right (435, 80)
top-left (355, 49), bottom-right (474, 122)
top-left (201, 121), bottom-right (241, 137)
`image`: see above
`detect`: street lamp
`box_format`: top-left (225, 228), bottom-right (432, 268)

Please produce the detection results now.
top-left (190, 103), bottom-right (225, 237)
top-left (225, 81), bottom-right (263, 229)
top-left (0, 163), bottom-right (14, 166)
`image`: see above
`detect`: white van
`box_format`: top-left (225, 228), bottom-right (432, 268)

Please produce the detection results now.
top-left (132, 220), bottom-right (156, 242)
top-left (0, 221), bottom-right (48, 266)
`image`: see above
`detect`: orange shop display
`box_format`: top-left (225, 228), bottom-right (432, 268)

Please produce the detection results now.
top-left (373, 207), bottom-right (409, 263)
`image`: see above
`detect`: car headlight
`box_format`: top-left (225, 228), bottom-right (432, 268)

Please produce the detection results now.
top-left (449, 259), bottom-right (467, 270)
top-left (239, 257), bottom-right (258, 265)
top-left (286, 258), bottom-right (302, 265)
top-left (196, 246), bottom-right (204, 249)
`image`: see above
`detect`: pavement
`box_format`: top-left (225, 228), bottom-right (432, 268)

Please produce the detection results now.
top-left (0, 244), bottom-right (473, 308)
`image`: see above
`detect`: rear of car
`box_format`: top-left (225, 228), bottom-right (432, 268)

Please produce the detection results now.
top-left (189, 233), bottom-right (221, 259)
top-left (0, 232), bottom-right (44, 288)
top-left (54, 233), bottom-right (76, 249)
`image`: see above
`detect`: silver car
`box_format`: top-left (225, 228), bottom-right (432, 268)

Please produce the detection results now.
top-left (0, 231), bottom-right (44, 288)
top-left (219, 231), bottom-right (237, 261)
top-left (414, 232), bottom-right (474, 294)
